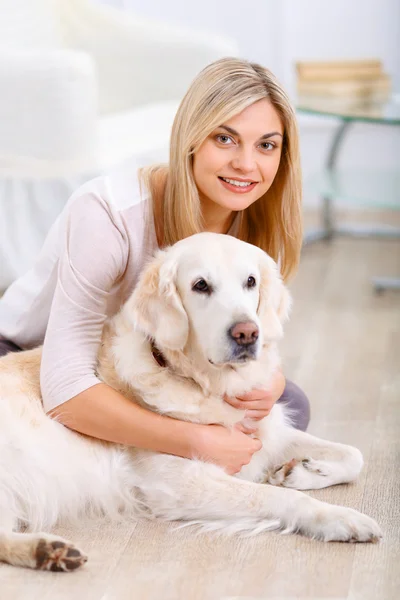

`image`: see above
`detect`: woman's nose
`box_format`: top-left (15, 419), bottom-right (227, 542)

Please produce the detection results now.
top-left (231, 147), bottom-right (256, 173)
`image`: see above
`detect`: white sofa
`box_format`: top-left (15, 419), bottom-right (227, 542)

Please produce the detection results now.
top-left (0, 0), bottom-right (238, 289)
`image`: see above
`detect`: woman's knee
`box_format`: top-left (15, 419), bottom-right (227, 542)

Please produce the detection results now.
top-left (277, 379), bottom-right (310, 431)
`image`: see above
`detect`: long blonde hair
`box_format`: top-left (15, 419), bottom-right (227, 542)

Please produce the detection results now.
top-left (141, 57), bottom-right (302, 281)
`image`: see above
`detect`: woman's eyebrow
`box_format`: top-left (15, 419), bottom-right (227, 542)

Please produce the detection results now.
top-left (218, 125), bottom-right (283, 140)
top-left (259, 131), bottom-right (283, 140)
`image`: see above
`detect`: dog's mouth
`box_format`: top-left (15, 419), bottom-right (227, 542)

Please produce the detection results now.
top-left (209, 351), bottom-right (257, 368)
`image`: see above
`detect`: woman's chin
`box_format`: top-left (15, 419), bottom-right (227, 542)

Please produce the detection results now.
top-left (215, 194), bottom-right (260, 212)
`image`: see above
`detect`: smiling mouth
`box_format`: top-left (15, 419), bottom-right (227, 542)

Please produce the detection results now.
top-left (218, 176), bottom-right (258, 192)
top-left (219, 176), bottom-right (258, 187)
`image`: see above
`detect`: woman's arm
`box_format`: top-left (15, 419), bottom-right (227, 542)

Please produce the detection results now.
top-left (49, 383), bottom-right (262, 475)
top-left (40, 194), bottom-right (128, 413)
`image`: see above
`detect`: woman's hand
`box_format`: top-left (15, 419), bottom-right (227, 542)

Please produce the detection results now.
top-left (224, 369), bottom-right (286, 431)
top-left (192, 424), bottom-right (262, 476)
top-left (188, 370), bottom-right (286, 475)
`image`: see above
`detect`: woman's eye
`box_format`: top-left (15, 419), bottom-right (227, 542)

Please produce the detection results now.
top-left (193, 279), bottom-right (211, 293)
top-left (247, 276), bottom-right (257, 288)
top-left (216, 134), bottom-right (233, 145)
top-left (260, 141), bottom-right (274, 151)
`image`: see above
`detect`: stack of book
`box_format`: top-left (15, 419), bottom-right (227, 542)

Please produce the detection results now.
top-left (296, 60), bottom-right (391, 101)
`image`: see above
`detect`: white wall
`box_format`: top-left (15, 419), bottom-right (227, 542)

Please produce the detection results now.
top-left (97, 0), bottom-right (400, 206)
top-left (108, 0), bottom-right (400, 91)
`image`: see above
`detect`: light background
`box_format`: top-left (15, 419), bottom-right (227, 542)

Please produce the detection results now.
top-left (96, 0), bottom-right (400, 206)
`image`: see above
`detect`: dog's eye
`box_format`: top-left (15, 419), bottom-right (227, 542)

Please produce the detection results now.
top-left (247, 276), bottom-right (257, 288)
top-left (192, 279), bottom-right (211, 294)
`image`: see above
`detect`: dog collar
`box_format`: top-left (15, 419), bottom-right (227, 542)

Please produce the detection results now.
top-left (150, 340), bottom-right (167, 368)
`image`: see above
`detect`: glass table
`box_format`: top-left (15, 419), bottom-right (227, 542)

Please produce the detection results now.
top-left (297, 94), bottom-right (400, 291)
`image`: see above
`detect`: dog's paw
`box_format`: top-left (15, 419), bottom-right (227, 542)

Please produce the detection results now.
top-left (267, 457), bottom-right (337, 490)
top-left (35, 536), bottom-right (87, 572)
top-left (311, 506), bottom-right (383, 543)
top-left (267, 458), bottom-right (299, 486)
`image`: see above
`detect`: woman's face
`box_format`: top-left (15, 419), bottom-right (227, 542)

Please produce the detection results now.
top-left (193, 98), bottom-right (284, 214)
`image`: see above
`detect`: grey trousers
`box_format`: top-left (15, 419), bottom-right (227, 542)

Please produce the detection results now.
top-left (0, 338), bottom-right (310, 431)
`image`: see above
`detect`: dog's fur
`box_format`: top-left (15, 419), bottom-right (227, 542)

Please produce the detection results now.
top-left (0, 233), bottom-right (382, 572)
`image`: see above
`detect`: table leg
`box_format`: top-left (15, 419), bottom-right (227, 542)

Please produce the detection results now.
top-left (302, 120), bottom-right (399, 291)
top-left (303, 120), bottom-right (351, 244)
top-left (303, 120), bottom-right (400, 242)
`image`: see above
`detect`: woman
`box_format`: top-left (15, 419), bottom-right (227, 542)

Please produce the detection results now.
top-left (0, 57), bottom-right (309, 475)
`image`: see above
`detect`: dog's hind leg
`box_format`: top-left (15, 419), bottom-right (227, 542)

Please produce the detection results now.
top-left (265, 429), bottom-right (364, 490)
top-left (0, 485), bottom-right (87, 572)
top-left (0, 528), bottom-right (88, 572)
top-left (0, 506), bottom-right (87, 572)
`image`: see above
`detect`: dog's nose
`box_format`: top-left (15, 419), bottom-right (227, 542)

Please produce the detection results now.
top-left (229, 321), bottom-right (259, 346)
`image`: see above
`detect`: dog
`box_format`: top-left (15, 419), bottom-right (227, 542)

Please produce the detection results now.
top-left (0, 232), bottom-right (382, 572)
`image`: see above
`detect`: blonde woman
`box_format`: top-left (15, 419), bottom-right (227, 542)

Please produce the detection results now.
top-left (0, 58), bottom-right (309, 475)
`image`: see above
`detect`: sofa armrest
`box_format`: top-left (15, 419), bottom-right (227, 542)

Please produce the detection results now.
top-left (0, 49), bottom-right (98, 165)
top-left (62, 1), bottom-right (239, 114)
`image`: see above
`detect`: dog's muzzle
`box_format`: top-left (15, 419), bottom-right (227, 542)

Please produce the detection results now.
top-left (227, 321), bottom-right (259, 362)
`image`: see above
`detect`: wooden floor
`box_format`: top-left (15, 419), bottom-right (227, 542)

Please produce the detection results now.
top-left (1, 229), bottom-right (400, 599)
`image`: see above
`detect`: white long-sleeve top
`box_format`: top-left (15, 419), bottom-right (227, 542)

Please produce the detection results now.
top-left (0, 159), bottom-right (159, 412)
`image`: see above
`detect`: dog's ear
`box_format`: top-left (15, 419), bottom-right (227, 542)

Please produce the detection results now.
top-left (257, 253), bottom-right (291, 340)
top-left (127, 250), bottom-right (189, 350)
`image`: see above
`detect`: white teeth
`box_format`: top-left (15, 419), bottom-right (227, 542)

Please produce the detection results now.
top-left (221, 177), bottom-right (254, 187)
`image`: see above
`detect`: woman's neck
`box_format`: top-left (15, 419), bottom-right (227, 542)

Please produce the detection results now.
top-left (201, 199), bottom-right (236, 234)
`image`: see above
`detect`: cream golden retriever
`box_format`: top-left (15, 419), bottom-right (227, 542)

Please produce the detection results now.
top-left (0, 233), bottom-right (382, 572)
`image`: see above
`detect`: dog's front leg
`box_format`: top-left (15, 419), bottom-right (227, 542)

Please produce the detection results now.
top-left (137, 454), bottom-right (381, 543)
top-left (265, 428), bottom-right (364, 490)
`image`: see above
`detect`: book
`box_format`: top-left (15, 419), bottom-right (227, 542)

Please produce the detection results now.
top-left (297, 66), bottom-right (384, 82)
top-left (296, 59), bottom-right (383, 82)
top-left (297, 74), bottom-right (391, 99)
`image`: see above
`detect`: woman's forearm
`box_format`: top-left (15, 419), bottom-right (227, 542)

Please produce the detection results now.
top-left (48, 383), bottom-right (201, 459)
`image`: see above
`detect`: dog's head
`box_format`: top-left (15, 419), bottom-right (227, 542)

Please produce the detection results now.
top-left (126, 233), bottom-right (291, 367)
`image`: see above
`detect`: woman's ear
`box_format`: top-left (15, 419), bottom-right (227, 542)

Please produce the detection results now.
top-left (126, 250), bottom-right (189, 350)
top-left (257, 253), bottom-right (292, 340)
